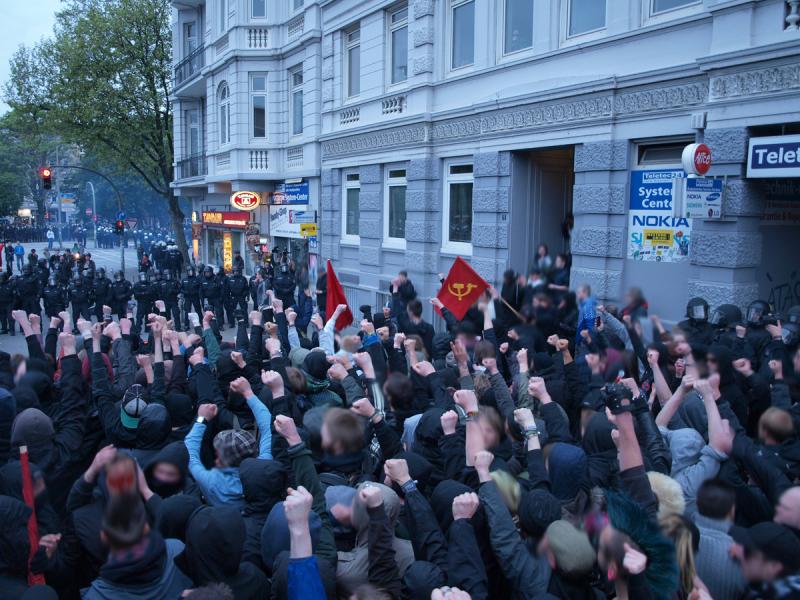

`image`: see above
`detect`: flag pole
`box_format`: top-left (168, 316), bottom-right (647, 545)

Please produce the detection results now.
top-left (20, 445), bottom-right (45, 586)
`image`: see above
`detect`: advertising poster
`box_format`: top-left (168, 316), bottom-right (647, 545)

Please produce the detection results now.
top-left (628, 169), bottom-right (692, 262)
top-left (272, 181), bottom-right (310, 205)
top-left (685, 177), bottom-right (723, 219)
top-left (269, 205), bottom-right (314, 239)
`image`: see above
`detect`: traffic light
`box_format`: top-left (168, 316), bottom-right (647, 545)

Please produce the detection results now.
top-left (40, 167), bottom-right (52, 190)
top-left (115, 220), bottom-right (125, 234)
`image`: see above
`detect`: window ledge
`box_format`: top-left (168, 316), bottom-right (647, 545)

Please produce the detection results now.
top-left (340, 236), bottom-right (360, 246)
top-left (441, 243), bottom-right (473, 257)
top-left (382, 240), bottom-right (407, 251)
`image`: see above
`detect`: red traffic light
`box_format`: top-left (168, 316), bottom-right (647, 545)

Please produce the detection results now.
top-left (40, 167), bottom-right (52, 190)
top-left (40, 168), bottom-right (51, 177)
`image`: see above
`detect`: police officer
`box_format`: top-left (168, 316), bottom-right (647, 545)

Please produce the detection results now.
top-left (17, 264), bottom-right (41, 318)
top-left (216, 266), bottom-right (234, 328)
top-left (68, 272), bottom-right (91, 330)
top-left (228, 266), bottom-right (249, 315)
top-left (272, 261), bottom-right (296, 310)
top-left (160, 270), bottom-right (182, 330)
top-left (133, 271), bottom-right (156, 329)
top-left (180, 266), bottom-right (203, 329)
top-left (167, 243), bottom-right (183, 279)
top-left (200, 265), bottom-right (223, 324)
top-left (36, 258), bottom-right (50, 291)
top-left (709, 304), bottom-right (743, 346)
top-left (677, 297), bottom-right (714, 348)
top-left (744, 299), bottom-right (774, 363)
top-left (42, 275), bottom-right (67, 320)
top-left (0, 272), bottom-right (15, 334)
top-left (110, 270), bottom-right (133, 319)
top-left (93, 268), bottom-right (112, 321)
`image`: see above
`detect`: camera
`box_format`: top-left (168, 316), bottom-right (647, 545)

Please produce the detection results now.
top-left (600, 383), bottom-right (633, 415)
top-left (763, 313), bottom-right (781, 327)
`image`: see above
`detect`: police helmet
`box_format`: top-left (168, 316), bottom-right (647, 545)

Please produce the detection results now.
top-left (709, 304), bottom-right (743, 329)
top-left (746, 300), bottom-right (771, 326)
top-left (233, 267), bottom-right (242, 276)
top-left (782, 322), bottom-right (800, 348)
top-left (114, 270), bottom-right (124, 281)
top-left (138, 272), bottom-right (148, 282)
top-left (48, 275), bottom-right (57, 287)
top-left (98, 268), bottom-right (106, 277)
top-left (787, 305), bottom-right (800, 325)
top-left (187, 266), bottom-right (196, 277)
top-left (686, 297), bottom-right (709, 322)
top-left (203, 266), bottom-right (214, 277)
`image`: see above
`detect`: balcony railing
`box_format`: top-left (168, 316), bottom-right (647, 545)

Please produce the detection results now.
top-left (174, 45), bottom-right (205, 87)
top-left (176, 153), bottom-right (206, 180)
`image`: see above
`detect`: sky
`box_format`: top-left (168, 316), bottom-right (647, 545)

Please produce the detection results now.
top-left (0, 0), bottom-right (62, 114)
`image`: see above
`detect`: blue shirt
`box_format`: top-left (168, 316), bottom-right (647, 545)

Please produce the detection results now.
top-left (184, 395), bottom-right (273, 507)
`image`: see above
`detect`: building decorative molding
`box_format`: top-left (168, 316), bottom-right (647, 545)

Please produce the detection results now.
top-left (613, 82), bottom-right (708, 114)
top-left (322, 125), bottom-right (429, 157)
top-left (412, 0), bottom-right (435, 19)
top-left (412, 54), bottom-right (434, 75)
top-left (321, 60), bottom-right (334, 81)
top-left (709, 61), bottom-right (800, 100)
top-left (413, 26), bottom-right (435, 47)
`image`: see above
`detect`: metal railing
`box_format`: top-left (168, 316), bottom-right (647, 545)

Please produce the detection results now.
top-left (174, 45), bottom-right (205, 86)
top-left (176, 153), bottom-right (206, 180)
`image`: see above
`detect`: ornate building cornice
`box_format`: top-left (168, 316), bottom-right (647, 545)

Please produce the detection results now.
top-left (709, 61), bottom-right (800, 100)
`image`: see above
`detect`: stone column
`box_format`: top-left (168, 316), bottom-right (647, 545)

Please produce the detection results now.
top-left (471, 151), bottom-right (512, 286)
top-left (356, 164), bottom-right (383, 281)
top-left (570, 141), bottom-right (629, 302)
top-left (688, 127), bottom-right (763, 309)
top-left (320, 167), bottom-right (340, 262)
top-left (410, 0), bottom-right (435, 82)
top-left (405, 157), bottom-right (440, 302)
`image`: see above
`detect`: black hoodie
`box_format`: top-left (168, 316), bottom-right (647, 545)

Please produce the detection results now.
top-left (143, 441), bottom-right (196, 499)
top-left (0, 495), bottom-right (32, 597)
top-left (239, 458), bottom-right (286, 571)
top-left (0, 461), bottom-right (59, 536)
top-left (177, 505), bottom-right (268, 600)
top-left (709, 344), bottom-right (748, 429)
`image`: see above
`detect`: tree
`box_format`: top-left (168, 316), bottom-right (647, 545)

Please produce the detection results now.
top-left (3, 0), bottom-right (186, 259)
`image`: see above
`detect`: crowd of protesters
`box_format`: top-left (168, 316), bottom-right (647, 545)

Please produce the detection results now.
top-left (0, 243), bottom-right (799, 600)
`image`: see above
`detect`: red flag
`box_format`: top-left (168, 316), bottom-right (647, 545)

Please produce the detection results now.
top-left (436, 257), bottom-right (489, 321)
top-left (20, 446), bottom-right (45, 586)
top-left (325, 260), bottom-right (353, 330)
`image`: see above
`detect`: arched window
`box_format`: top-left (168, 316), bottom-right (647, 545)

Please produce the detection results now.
top-left (218, 81), bottom-right (231, 145)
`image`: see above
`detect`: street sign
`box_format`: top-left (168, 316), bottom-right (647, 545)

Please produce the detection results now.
top-left (300, 223), bottom-right (317, 238)
top-left (117, 211), bottom-right (126, 221)
top-left (125, 217), bottom-right (138, 230)
top-left (85, 208), bottom-right (92, 216)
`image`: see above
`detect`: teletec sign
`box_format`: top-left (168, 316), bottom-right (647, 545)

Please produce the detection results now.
top-left (747, 135), bottom-right (800, 178)
top-left (682, 143), bottom-right (712, 176)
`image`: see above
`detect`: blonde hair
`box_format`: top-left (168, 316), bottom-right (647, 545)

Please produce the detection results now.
top-left (490, 470), bottom-right (521, 514)
top-left (660, 513), bottom-right (697, 597)
top-left (647, 471), bottom-right (686, 525)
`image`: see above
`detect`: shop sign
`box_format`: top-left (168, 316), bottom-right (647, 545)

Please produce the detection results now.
top-left (684, 178), bottom-right (723, 219)
top-left (682, 143), bottom-right (712, 176)
top-left (202, 211), bottom-right (249, 228)
top-left (230, 191), bottom-right (261, 211)
top-left (269, 205), bottom-right (313, 239)
top-left (272, 181), bottom-right (310, 205)
top-left (628, 169), bottom-right (692, 262)
top-left (223, 232), bottom-right (233, 272)
top-left (300, 223), bottom-right (317, 237)
top-left (747, 135), bottom-right (800, 178)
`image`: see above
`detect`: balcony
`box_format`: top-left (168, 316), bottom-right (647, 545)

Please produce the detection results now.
top-left (176, 153), bottom-right (207, 180)
top-left (174, 45), bottom-right (205, 88)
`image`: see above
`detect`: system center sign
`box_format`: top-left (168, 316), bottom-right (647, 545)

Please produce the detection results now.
top-left (230, 191), bottom-right (261, 211)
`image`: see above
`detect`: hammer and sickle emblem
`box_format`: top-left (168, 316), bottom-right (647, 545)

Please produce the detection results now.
top-left (448, 282), bottom-right (477, 301)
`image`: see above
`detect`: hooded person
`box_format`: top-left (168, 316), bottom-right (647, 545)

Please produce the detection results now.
top-left (301, 351), bottom-right (343, 408)
top-left (155, 494), bottom-right (203, 543)
top-left (128, 404), bottom-right (172, 467)
top-left (660, 427), bottom-right (726, 516)
top-left (16, 372), bottom-right (56, 417)
top-left (177, 505), bottom-right (268, 600)
top-left (336, 482), bottom-right (415, 596)
top-left (402, 560), bottom-right (447, 600)
top-left (707, 344), bottom-right (749, 429)
top-left (581, 413), bottom-right (620, 489)
top-left (163, 392), bottom-right (194, 442)
top-left (239, 458), bottom-right (286, 571)
top-left (413, 408), bottom-right (447, 486)
top-left (143, 441), bottom-right (196, 499)
top-left (547, 443), bottom-right (591, 518)
top-left (539, 520), bottom-right (601, 600)
top-left (0, 495), bottom-right (35, 599)
top-left (0, 461), bottom-right (59, 536)
top-left (11, 386), bottom-right (40, 414)
top-left (260, 499), bottom-right (323, 576)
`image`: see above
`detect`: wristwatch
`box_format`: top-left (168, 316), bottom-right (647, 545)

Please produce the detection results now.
top-left (465, 410), bottom-right (480, 422)
top-left (524, 423), bottom-right (539, 438)
top-left (196, 416), bottom-right (206, 425)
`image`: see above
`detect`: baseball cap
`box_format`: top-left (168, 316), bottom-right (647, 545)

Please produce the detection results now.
top-left (121, 385), bottom-right (147, 429)
top-left (731, 522), bottom-right (800, 571)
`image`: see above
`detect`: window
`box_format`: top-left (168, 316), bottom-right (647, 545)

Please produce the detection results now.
top-left (183, 21), bottom-right (198, 56)
top-left (342, 173), bottom-right (360, 241)
top-left (652, 0), bottom-right (697, 12)
top-left (504, 0), bottom-right (533, 54)
top-left (450, 0), bottom-right (475, 69)
top-left (637, 140), bottom-right (692, 166)
top-left (252, 0), bottom-right (266, 18)
top-left (293, 0), bottom-right (304, 10)
top-left (384, 168), bottom-right (407, 247)
top-left (251, 75), bottom-right (266, 138)
top-left (568, 0), bottom-right (605, 36)
top-left (345, 28), bottom-right (360, 98)
top-left (219, 0), bottom-right (228, 33)
top-left (443, 161), bottom-right (473, 252)
top-left (218, 81), bottom-right (230, 145)
top-left (290, 67), bottom-right (303, 136)
top-left (389, 6), bottom-right (408, 84)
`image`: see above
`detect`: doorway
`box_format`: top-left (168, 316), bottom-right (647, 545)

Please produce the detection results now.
top-left (509, 147), bottom-right (574, 276)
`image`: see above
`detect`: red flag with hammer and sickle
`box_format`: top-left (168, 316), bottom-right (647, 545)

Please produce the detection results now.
top-left (436, 257), bottom-right (489, 321)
